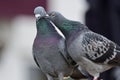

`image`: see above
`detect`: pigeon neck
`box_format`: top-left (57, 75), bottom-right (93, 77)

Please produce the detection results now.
top-left (36, 18), bottom-right (58, 37)
top-left (56, 20), bottom-right (87, 39)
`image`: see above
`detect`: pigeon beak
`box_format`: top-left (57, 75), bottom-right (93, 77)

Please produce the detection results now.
top-left (35, 14), bottom-right (41, 18)
top-left (45, 14), bottom-right (51, 20)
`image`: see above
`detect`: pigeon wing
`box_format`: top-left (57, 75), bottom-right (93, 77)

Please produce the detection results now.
top-left (81, 31), bottom-right (120, 65)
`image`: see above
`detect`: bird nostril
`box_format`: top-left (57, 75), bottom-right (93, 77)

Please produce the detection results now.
top-left (35, 14), bottom-right (41, 18)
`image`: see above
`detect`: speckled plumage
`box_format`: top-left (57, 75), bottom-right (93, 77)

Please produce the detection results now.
top-left (33, 6), bottom-right (93, 80)
top-left (48, 11), bottom-right (120, 80)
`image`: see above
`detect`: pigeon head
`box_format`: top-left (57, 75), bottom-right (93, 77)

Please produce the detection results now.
top-left (34, 7), bottom-right (59, 37)
top-left (48, 11), bottom-right (66, 24)
top-left (48, 11), bottom-right (87, 39)
top-left (34, 6), bottom-right (47, 20)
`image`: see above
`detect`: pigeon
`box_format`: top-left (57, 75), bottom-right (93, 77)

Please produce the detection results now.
top-left (48, 11), bottom-right (120, 80)
top-left (33, 6), bottom-right (93, 80)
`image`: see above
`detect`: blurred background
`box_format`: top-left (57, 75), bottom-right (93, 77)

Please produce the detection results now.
top-left (0, 0), bottom-right (120, 80)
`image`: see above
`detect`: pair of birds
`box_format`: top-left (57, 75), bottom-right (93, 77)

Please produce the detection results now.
top-left (33, 6), bottom-right (92, 80)
top-left (33, 6), bottom-right (120, 80)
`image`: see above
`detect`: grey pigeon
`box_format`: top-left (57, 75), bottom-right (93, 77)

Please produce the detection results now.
top-left (33, 6), bottom-right (93, 80)
top-left (48, 11), bottom-right (120, 80)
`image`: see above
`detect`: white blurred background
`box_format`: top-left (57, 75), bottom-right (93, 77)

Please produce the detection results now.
top-left (0, 0), bottom-right (88, 80)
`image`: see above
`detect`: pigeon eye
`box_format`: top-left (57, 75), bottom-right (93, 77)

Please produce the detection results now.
top-left (50, 13), bottom-right (55, 17)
